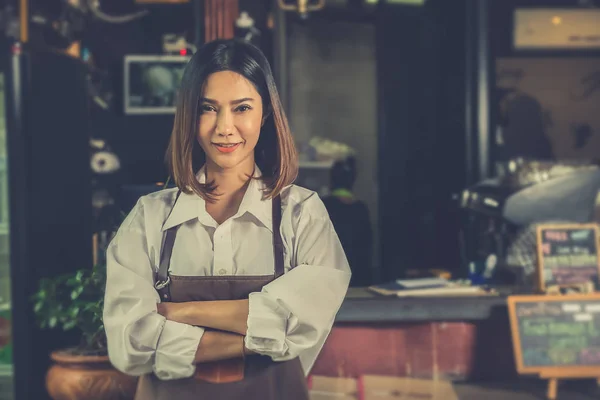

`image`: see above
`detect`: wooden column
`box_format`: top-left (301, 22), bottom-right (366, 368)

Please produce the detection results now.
top-left (204, 0), bottom-right (239, 42)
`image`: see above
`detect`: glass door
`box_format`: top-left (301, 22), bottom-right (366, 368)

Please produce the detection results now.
top-left (0, 71), bottom-right (13, 400)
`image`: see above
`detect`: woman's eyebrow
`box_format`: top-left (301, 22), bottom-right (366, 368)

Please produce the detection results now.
top-left (201, 97), bottom-right (255, 105)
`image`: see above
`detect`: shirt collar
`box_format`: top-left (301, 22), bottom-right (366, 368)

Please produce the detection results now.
top-left (161, 165), bottom-right (273, 232)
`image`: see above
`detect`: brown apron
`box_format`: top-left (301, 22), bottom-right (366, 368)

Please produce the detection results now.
top-left (134, 194), bottom-right (310, 400)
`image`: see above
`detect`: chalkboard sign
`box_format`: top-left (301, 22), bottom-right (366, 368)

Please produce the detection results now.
top-left (536, 224), bottom-right (600, 292)
top-left (508, 294), bottom-right (600, 375)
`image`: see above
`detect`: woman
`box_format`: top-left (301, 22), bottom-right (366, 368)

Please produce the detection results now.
top-left (102, 39), bottom-right (351, 400)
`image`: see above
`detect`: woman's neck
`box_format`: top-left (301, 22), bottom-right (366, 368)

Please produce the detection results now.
top-left (204, 160), bottom-right (255, 224)
top-left (205, 160), bottom-right (255, 198)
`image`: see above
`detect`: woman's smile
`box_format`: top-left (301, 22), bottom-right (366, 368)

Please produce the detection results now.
top-left (213, 142), bottom-right (242, 153)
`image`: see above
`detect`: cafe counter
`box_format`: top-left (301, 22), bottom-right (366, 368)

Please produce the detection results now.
top-left (310, 288), bottom-right (516, 381)
top-left (335, 288), bottom-right (507, 322)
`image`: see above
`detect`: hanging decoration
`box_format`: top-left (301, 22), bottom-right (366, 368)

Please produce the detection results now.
top-left (204, 0), bottom-right (239, 42)
top-left (276, 0), bottom-right (325, 19)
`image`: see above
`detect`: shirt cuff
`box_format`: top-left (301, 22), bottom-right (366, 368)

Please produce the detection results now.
top-left (245, 291), bottom-right (290, 357)
top-left (153, 320), bottom-right (204, 380)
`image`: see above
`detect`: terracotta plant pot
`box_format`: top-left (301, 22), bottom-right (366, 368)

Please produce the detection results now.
top-left (46, 350), bottom-right (138, 400)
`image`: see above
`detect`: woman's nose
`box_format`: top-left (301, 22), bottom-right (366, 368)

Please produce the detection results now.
top-left (216, 110), bottom-right (234, 136)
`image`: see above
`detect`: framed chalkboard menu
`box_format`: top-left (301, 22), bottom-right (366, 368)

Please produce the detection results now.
top-left (536, 224), bottom-right (600, 292)
top-left (508, 294), bottom-right (600, 375)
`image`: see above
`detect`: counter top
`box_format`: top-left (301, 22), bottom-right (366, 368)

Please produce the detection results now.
top-left (335, 288), bottom-right (508, 322)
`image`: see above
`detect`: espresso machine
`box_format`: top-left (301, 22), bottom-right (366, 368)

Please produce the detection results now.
top-left (457, 159), bottom-right (600, 284)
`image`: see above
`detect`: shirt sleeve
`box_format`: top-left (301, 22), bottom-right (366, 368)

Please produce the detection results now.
top-left (103, 199), bottom-right (204, 380)
top-left (245, 193), bottom-right (351, 374)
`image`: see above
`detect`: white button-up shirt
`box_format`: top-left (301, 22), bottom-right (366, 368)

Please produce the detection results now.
top-left (103, 166), bottom-right (351, 380)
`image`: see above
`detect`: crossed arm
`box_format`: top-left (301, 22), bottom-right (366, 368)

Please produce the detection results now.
top-left (105, 195), bottom-right (352, 378)
top-left (157, 300), bottom-right (252, 363)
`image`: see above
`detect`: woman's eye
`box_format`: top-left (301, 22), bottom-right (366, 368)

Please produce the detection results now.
top-left (236, 105), bottom-right (252, 112)
top-left (200, 104), bottom-right (216, 113)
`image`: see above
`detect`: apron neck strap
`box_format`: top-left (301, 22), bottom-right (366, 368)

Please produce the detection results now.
top-left (156, 190), bottom-right (182, 301)
top-left (271, 195), bottom-right (284, 278)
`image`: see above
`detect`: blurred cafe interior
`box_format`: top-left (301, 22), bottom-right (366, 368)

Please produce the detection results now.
top-left (2, 0), bottom-right (600, 399)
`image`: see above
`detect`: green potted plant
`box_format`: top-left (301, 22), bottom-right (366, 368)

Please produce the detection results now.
top-left (33, 263), bottom-right (137, 400)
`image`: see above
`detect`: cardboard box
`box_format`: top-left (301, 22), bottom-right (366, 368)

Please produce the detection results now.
top-left (361, 375), bottom-right (458, 400)
top-left (308, 376), bottom-right (360, 400)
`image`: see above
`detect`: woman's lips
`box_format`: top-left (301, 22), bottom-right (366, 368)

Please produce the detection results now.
top-left (213, 143), bottom-right (241, 153)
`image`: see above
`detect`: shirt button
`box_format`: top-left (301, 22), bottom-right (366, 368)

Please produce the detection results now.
top-left (218, 269), bottom-right (227, 276)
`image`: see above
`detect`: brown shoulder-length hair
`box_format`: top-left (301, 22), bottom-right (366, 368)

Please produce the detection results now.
top-left (166, 39), bottom-right (298, 201)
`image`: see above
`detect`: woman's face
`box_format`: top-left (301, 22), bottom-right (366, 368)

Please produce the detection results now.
top-left (197, 71), bottom-right (263, 172)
